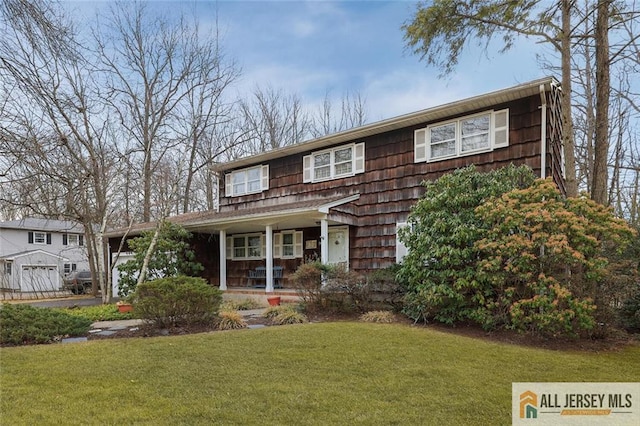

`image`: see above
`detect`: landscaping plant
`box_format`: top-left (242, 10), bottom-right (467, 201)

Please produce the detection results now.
top-left (475, 179), bottom-right (638, 336)
top-left (130, 276), bottom-right (222, 328)
top-left (116, 221), bottom-right (204, 297)
top-left (0, 303), bottom-right (92, 346)
top-left (399, 164), bottom-right (536, 325)
top-left (216, 310), bottom-right (247, 330)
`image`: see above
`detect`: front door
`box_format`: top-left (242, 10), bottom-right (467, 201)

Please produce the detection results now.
top-left (327, 226), bottom-right (349, 267)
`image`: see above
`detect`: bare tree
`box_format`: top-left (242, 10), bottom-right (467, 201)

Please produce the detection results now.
top-left (310, 90), bottom-right (367, 138)
top-left (96, 1), bottom-right (213, 221)
top-left (239, 85), bottom-right (311, 154)
top-left (0, 0), bottom-right (120, 302)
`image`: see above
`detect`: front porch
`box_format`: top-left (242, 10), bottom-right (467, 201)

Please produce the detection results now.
top-left (222, 287), bottom-right (302, 305)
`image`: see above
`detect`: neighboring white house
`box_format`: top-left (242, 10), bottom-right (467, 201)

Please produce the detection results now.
top-left (0, 218), bottom-right (89, 292)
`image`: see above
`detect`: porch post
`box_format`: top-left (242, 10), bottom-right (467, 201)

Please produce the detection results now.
top-left (219, 230), bottom-right (227, 291)
top-left (320, 218), bottom-right (329, 264)
top-left (265, 225), bottom-right (274, 292)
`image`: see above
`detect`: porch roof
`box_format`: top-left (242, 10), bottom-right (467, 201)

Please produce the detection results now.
top-left (105, 194), bottom-right (360, 237)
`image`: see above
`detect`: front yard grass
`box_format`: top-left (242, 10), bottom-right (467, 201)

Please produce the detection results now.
top-left (1, 322), bottom-right (639, 425)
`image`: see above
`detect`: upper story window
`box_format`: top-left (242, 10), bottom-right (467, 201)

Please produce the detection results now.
top-left (303, 143), bottom-right (365, 183)
top-left (63, 233), bottom-right (84, 246)
top-left (415, 109), bottom-right (509, 163)
top-left (28, 231), bottom-right (51, 245)
top-left (224, 165), bottom-right (269, 197)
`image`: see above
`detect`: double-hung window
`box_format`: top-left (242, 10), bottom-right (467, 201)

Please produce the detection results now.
top-left (273, 231), bottom-right (303, 259)
top-left (415, 109), bottom-right (509, 163)
top-left (225, 165), bottom-right (269, 197)
top-left (303, 143), bottom-right (365, 183)
top-left (230, 235), bottom-right (263, 260)
top-left (28, 231), bottom-right (51, 245)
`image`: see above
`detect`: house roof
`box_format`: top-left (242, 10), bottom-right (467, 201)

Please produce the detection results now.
top-left (105, 194), bottom-right (360, 237)
top-left (0, 218), bottom-right (84, 233)
top-left (214, 76), bottom-right (560, 172)
top-left (1, 249), bottom-right (69, 261)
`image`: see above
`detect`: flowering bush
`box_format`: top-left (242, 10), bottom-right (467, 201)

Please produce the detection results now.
top-left (475, 178), bottom-right (637, 337)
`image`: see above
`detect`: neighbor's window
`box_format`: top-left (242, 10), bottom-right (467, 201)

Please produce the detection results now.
top-left (414, 109), bottom-right (509, 163)
top-left (225, 165), bottom-right (269, 197)
top-left (63, 263), bottom-right (77, 274)
top-left (303, 143), bottom-right (365, 183)
top-left (34, 232), bottom-right (46, 244)
top-left (5, 262), bottom-right (12, 275)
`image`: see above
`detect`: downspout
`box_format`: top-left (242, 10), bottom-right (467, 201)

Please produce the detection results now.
top-left (539, 84), bottom-right (547, 179)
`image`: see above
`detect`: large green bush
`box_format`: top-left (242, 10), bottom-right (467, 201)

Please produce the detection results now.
top-left (399, 164), bottom-right (536, 324)
top-left (117, 222), bottom-right (204, 297)
top-left (130, 276), bottom-right (222, 328)
top-left (0, 304), bottom-right (92, 345)
top-left (399, 164), bottom-right (638, 338)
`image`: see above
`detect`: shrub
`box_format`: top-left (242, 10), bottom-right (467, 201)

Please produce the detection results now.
top-left (399, 164), bottom-right (536, 324)
top-left (360, 310), bottom-right (396, 323)
top-left (1, 303), bottom-right (92, 346)
top-left (55, 304), bottom-right (133, 321)
top-left (618, 291), bottom-right (640, 333)
top-left (130, 276), bottom-right (222, 328)
top-left (270, 310), bottom-right (308, 326)
top-left (290, 262), bottom-right (326, 306)
top-left (475, 179), bottom-right (637, 337)
top-left (263, 304), bottom-right (301, 319)
top-left (221, 298), bottom-right (262, 311)
top-left (216, 311), bottom-right (247, 330)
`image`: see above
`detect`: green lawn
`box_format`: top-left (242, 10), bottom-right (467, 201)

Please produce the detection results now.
top-left (1, 322), bottom-right (639, 425)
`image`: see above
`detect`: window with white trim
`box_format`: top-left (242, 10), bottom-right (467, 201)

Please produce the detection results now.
top-left (414, 109), bottom-right (509, 163)
top-left (224, 165), bottom-right (269, 197)
top-left (273, 231), bottom-right (303, 259)
top-left (34, 232), bottom-right (46, 244)
top-left (63, 263), bottom-right (77, 274)
top-left (229, 234), bottom-right (264, 260)
top-left (64, 234), bottom-right (83, 246)
top-left (396, 222), bottom-right (409, 263)
top-left (303, 142), bottom-right (365, 183)
top-left (5, 262), bottom-right (12, 275)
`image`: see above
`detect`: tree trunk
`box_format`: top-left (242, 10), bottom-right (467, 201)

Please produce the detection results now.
top-left (592, 0), bottom-right (611, 205)
top-left (561, 0), bottom-right (578, 197)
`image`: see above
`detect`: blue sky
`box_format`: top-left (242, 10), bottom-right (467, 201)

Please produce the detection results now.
top-left (69, 0), bottom-right (550, 122)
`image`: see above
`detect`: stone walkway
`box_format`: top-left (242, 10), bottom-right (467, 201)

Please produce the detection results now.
top-left (62, 308), bottom-right (269, 343)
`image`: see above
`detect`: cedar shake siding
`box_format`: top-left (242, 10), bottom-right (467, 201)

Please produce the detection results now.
top-left (106, 77), bottom-right (565, 291)
top-left (217, 94), bottom-right (559, 276)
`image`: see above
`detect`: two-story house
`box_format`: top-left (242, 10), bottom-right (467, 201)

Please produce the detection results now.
top-left (0, 218), bottom-right (89, 293)
top-left (107, 77), bottom-right (564, 294)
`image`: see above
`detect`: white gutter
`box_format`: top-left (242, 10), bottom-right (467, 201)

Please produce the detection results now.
top-left (539, 84), bottom-right (547, 179)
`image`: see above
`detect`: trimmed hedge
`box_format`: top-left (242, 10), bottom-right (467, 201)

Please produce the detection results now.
top-left (130, 276), bottom-right (222, 328)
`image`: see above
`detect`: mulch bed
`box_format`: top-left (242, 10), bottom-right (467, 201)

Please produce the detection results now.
top-left (85, 310), bottom-right (638, 352)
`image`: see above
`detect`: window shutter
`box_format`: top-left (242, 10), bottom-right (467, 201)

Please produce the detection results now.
top-left (79, 235), bottom-right (84, 246)
top-left (493, 109), bottom-right (509, 148)
top-left (225, 173), bottom-right (232, 197)
top-left (226, 237), bottom-right (233, 259)
top-left (294, 231), bottom-right (303, 258)
top-left (273, 233), bottom-right (282, 258)
top-left (63, 234), bottom-right (68, 245)
top-left (396, 222), bottom-right (408, 263)
top-left (28, 231), bottom-right (34, 244)
top-left (46, 233), bottom-right (52, 244)
top-left (354, 143), bottom-right (365, 174)
top-left (303, 155), bottom-right (312, 183)
top-left (261, 165), bottom-right (269, 191)
top-left (414, 129), bottom-right (427, 162)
